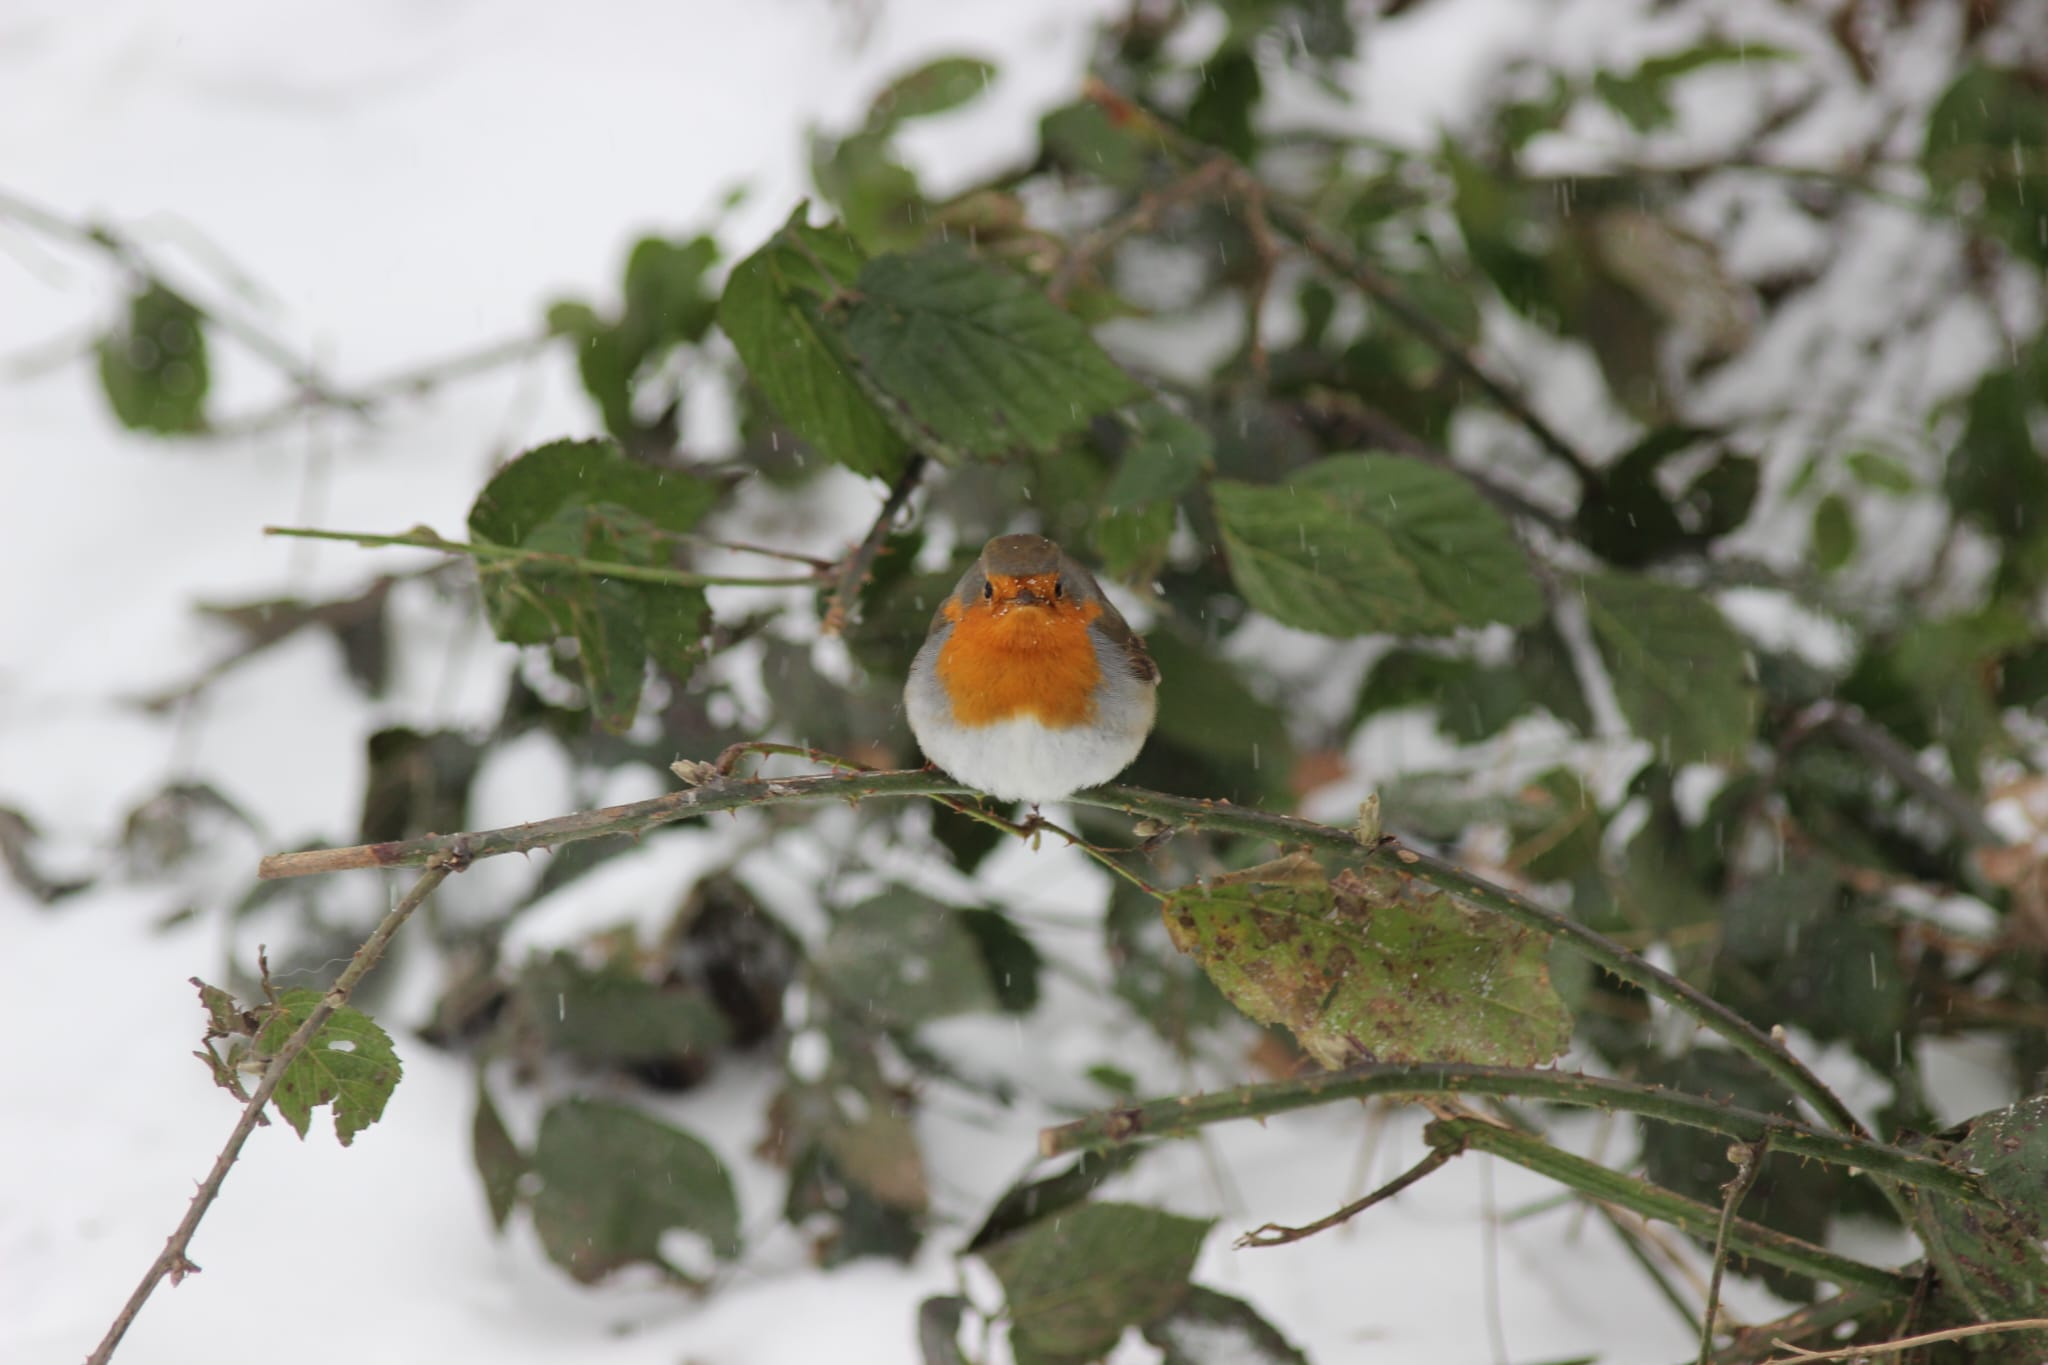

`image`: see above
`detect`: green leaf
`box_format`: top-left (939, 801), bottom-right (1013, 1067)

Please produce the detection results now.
top-left (1917, 1095), bottom-right (2048, 1351)
top-left (814, 889), bottom-right (999, 1024)
top-left (1040, 101), bottom-right (1147, 188)
top-left (97, 283), bottom-right (209, 435)
top-left (465, 439), bottom-right (719, 729)
top-left (1356, 650), bottom-right (1532, 743)
top-left (1948, 367), bottom-right (2048, 546)
top-left (1845, 449), bottom-right (1915, 495)
top-left (1186, 48), bottom-right (1262, 162)
top-left (867, 56), bottom-right (996, 129)
top-left (531, 1098), bottom-right (740, 1282)
top-left (981, 1202), bottom-right (1212, 1363)
top-left (1143, 1286), bottom-right (1310, 1364)
top-left (1593, 41), bottom-right (1793, 133)
top-left (957, 908), bottom-right (1043, 1014)
top-left (1143, 628), bottom-right (1295, 802)
top-left (719, 217), bottom-right (907, 477)
top-left (1163, 854), bottom-right (1573, 1068)
top-left (1683, 451), bottom-right (1760, 540)
top-left (1811, 494), bottom-right (1856, 572)
top-left (1106, 403), bottom-right (1213, 509)
top-left (1580, 574), bottom-right (1757, 765)
top-left (620, 234), bottom-right (720, 353)
top-left (469, 437), bottom-right (716, 547)
top-left (1214, 455), bottom-right (1543, 637)
top-left (1576, 425), bottom-right (1704, 566)
top-left (1925, 66), bottom-right (2048, 266)
top-left (842, 244), bottom-right (1140, 459)
top-left (520, 948), bottom-right (728, 1069)
top-left (258, 990), bottom-right (403, 1146)
top-left (471, 1078), bottom-right (528, 1233)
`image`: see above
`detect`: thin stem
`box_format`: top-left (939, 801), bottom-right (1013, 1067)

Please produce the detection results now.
top-left (1035, 1062), bottom-right (1986, 1205)
top-left (1701, 1142), bottom-right (1765, 1365)
top-left (1764, 1319), bottom-right (2048, 1363)
top-left (210, 331), bottom-right (555, 437)
top-left (85, 864), bottom-right (452, 1365)
top-left (821, 454), bottom-right (928, 635)
top-left (1427, 1120), bottom-right (1914, 1299)
top-left (264, 525), bottom-right (821, 589)
top-left (1238, 1141), bottom-right (1462, 1247)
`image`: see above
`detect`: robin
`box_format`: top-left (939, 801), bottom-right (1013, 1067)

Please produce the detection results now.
top-left (905, 534), bottom-right (1159, 805)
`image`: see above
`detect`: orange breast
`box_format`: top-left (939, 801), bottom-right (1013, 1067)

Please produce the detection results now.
top-left (935, 598), bottom-right (1104, 729)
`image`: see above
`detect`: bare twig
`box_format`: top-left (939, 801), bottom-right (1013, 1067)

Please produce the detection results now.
top-left (1074, 84), bottom-right (1606, 496)
top-left (209, 330), bottom-right (555, 437)
top-left (264, 525), bottom-right (823, 590)
top-left (821, 453), bottom-right (928, 634)
top-left (1764, 1319), bottom-right (2048, 1363)
top-left (1238, 1135), bottom-right (1465, 1247)
top-left (1784, 701), bottom-right (2003, 848)
top-left (85, 863), bottom-right (452, 1365)
top-left (1700, 1141), bottom-right (1765, 1365)
top-left (1047, 158), bottom-right (1234, 305)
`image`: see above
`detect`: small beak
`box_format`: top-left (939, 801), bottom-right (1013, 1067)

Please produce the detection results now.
top-left (1006, 586), bottom-right (1045, 608)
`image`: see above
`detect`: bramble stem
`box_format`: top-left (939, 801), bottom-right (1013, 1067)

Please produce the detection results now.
top-left (1034, 1061), bottom-right (1986, 1206)
top-left (85, 864), bottom-right (452, 1365)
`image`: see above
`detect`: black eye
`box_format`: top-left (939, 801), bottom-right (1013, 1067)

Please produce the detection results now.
top-left (1053, 579), bottom-right (1064, 598)
top-left (982, 581), bottom-right (994, 601)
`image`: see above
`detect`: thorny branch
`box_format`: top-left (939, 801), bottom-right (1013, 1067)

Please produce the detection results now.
top-left (252, 756), bottom-right (1874, 1157)
top-left (85, 863), bottom-right (453, 1365)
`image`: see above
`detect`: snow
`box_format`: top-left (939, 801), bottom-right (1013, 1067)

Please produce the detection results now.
top-left (0, 2), bottom-right (1915, 1362)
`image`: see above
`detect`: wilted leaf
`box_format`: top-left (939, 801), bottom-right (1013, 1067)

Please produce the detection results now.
top-left (772, 1027), bottom-right (929, 1264)
top-left (981, 1201), bottom-right (1211, 1363)
top-left (258, 990), bottom-right (403, 1146)
top-left (97, 282), bottom-right (210, 435)
top-left (1214, 455), bottom-right (1543, 637)
top-left (531, 1098), bottom-right (740, 1282)
top-left (813, 889), bottom-right (1000, 1025)
top-left (968, 1148), bottom-right (1142, 1253)
top-left (918, 1295), bottom-right (970, 1365)
top-left (843, 244), bottom-right (1140, 459)
top-left (1143, 1286), bottom-right (1310, 1364)
top-left (520, 950), bottom-right (729, 1070)
top-left (1581, 573), bottom-right (1757, 765)
top-left (1162, 853), bottom-right (1573, 1068)
top-left (471, 1078), bottom-right (527, 1232)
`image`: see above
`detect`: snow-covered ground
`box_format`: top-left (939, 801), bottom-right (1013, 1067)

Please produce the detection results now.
top-left (0, 2), bottom-right (1949, 1361)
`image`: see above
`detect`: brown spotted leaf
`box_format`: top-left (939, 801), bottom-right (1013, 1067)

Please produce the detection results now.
top-left (1161, 854), bottom-right (1572, 1068)
top-left (1916, 1094), bottom-right (2048, 1355)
